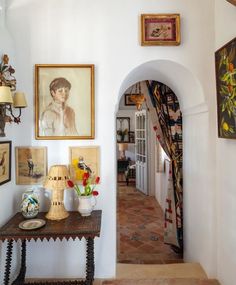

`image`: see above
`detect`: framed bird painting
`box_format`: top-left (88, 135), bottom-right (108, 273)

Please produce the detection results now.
top-left (69, 146), bottom-right (100, 184)
top-left (15, 146), bottom-right (47, 185)
top-left (0, 141), bottom-right (11, 185)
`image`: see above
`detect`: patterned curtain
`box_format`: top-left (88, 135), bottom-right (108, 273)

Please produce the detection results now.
top-left (146, 80), bottom-right (183, 252)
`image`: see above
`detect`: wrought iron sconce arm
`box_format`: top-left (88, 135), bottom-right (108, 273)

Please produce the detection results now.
top-left (0, 54), bottom-right (27, 136)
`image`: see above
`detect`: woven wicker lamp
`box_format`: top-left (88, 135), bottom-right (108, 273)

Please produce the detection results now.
top-left (44, 165), bottom-right (70, 220)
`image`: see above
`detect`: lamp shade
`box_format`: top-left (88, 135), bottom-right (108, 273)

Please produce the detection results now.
top-left (118, 143), bottom-right (128, 151)
top-left (0, 86), bottom-right (13, 104)
top-left (13, 92), bottom-right (27, 108)
top-left (44, 165), bottom-right (69, 190)
top-left (130, 93), bottom-right (145, 110)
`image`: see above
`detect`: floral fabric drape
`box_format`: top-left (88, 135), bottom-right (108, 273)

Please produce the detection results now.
top-left (146, 80), bottom-right (183, 251)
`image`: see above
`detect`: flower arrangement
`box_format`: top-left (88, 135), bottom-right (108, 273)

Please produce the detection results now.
top-left (117, 128), bottom-right (128, 141)
top-left (67, 172), bottom-right (100, 196)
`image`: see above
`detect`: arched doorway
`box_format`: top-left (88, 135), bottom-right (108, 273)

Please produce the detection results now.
top-left (116, 79), bottom-right (183, 264)
top-left (115, 59), bottom-right (208, 267)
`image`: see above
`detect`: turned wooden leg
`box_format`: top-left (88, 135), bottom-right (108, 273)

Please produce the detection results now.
top-left (12, 239), bottom-right (26, 284)
top-left (4, 240), bottom-right (13, 285)
top-left (85, 238), bottom-right (94, 285)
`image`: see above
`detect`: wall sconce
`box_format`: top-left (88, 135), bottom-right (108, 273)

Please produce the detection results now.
top-left (0, 54), bottom-right (27, 137)
top-left (129, 82), bottom-right (145, 110)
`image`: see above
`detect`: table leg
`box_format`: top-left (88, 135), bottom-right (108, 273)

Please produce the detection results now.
top-left (12, 239), bottom-right (26, 284)
top-left (85, 238), bottom-right (94, 285)
top-left (3, 240), bottom-right (13, 285)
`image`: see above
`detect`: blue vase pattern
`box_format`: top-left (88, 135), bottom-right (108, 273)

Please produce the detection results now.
top-left (21, 189), bottom-right (40, 219)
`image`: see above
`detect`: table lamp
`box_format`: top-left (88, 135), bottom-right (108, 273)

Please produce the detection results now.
top-left (44, 165), bottom-right (70, 220)
top-left (118, 143), bottom-right (128, 160)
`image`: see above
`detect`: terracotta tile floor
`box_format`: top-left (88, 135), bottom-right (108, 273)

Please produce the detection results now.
top-left (117, 183), bottom-right (183, 264)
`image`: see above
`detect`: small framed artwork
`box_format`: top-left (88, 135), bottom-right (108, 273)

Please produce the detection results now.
top-left (35, 64), bottom-right (95, 140)
top-left (215, 37), bottom-right (236, 139)
top-left (129, 131), bottom-right (135, 143)
top-left (15, 147), bottom-right (47, 185)
top-left (116, 117), bottom-right (130, 143)
top-left (69, 146), bottom-right (100, 183)
top-left (141, 14), bottom-right (180, 46)
top-left (125, 94), bottom-right (136, 106)
top-left (0, 141), bottom-right (11, 185)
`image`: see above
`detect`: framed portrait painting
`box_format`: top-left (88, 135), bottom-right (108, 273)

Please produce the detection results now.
top-left (215, 37), bottom-right (236, 139)
top-left (35, 64), bottom-right (95, 140)
top-left (69, 146), bottom-right (100, 183)
top-left (141, 14), bottom-right (180, 46)
top-left (15, 147), bottom-right (47, 185)
top-left (0, 141), bottom-right (11, 185)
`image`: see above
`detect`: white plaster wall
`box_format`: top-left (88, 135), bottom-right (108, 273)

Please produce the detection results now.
top-left (0, 0), bottom-right (35, 278)
top-left (0, 0), bottom-right (218, 281)
top-left (183, 110), bottom-right (217, 277)
top-left (215, 1), bottom-right (236, 285)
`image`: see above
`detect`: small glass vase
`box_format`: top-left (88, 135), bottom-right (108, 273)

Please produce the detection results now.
top-left (21, 189), bottom-right (40, 219)
top-left (78, 195), bottom-right (96, 217)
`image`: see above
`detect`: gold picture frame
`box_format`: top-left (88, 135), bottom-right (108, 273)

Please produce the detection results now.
top-left (0, 141), bottom-right (11, 185)
top-left (35, 64), bottom-right (95, 140)
top-left (69, 146), bottom-right (100, 183)
top-left (15, 146), bottom-right (47, 185)
top-left (141, 14), bottom-right (181, 46)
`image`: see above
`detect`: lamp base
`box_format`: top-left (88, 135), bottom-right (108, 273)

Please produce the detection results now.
top-left (46, 203), bottom-right (69, 220)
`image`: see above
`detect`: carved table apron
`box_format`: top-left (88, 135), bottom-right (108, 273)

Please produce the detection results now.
top-left (0, 210), bottom-right (102, 285)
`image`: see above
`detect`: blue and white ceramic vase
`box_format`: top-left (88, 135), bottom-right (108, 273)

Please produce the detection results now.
top-left (21, 189), bottom-right (40, 219)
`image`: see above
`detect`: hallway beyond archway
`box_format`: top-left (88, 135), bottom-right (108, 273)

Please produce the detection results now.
top-left (117, 183), bottom-right (183, 264)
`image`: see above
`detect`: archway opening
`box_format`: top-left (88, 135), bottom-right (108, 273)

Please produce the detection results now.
top-left (115, 59), bottom-right (206, 266)
top-left (116, 79), bottom-right (183, 264)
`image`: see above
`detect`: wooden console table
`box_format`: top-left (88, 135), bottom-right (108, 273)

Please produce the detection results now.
top-left (0, 210), bottom-right (102, 285)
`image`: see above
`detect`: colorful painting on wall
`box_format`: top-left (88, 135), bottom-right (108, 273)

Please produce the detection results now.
top-left (215, 37), bottom-right (236, 139)
top-left (0, 141), bottom-right (11, 185)
top-left (69, 146), bottom-right (100, 183)
top-left (15, 147), bottom-right (47, 185)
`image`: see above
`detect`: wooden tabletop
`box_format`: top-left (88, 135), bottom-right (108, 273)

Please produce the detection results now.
top-left (0, 210), bottom-right (102, 242)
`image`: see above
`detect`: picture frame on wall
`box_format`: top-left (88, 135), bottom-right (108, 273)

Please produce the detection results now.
top-left (141, 14), bottom-right (181, 46)
top-left (69, 146), bottom-right (100, 183)
top-left (215, 37), bottom-right (236, 139)
top-left (124, 94), bottom-right (136, 106)
top-left (0, 141), bottom-right (11, 185)
top-left (35, 64), bottom-right (95, 140)
top-left (116, 117), bottom-right (130, 143)
top-left (129, 131), bottom-right (135, 143)
top-left (15, 146), bottom-right (47, 185)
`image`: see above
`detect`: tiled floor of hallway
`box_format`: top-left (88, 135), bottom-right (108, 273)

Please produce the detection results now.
top-left (117, 183), bottom-right (183, 264)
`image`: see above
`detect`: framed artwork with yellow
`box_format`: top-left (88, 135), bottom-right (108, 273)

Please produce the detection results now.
top-left (69, 146), bottom-right (100, 183)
